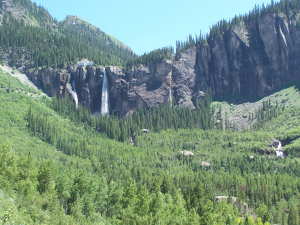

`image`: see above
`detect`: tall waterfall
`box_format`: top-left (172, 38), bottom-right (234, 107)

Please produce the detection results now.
top-left (168, 72), bottom-right (173, 104)
top-left (169, 84), bottom-right (172, 104)
top-left (66, 82), bottom-right (78, 109)
top-left (101, 69), bottom-right (109, 115)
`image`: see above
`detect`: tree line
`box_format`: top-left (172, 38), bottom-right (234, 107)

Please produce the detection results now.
top-left (50, 95), bottom-right (213, 142)
top-left (0, 15), bottom-right (135, 68)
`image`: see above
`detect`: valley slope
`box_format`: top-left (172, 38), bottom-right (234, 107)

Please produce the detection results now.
top-left (0, 0), bottom-right (300, 224)
top-left (0, 55), bottom-right (300, 225)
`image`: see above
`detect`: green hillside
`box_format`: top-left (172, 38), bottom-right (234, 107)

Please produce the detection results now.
top-left (0, 65), bottom-right (300, 225)
top-left (212, 86), bottom-right (300, 131)
top-left (0, 0), bottom-right (55, 27)
top-left (0, 0), bottom-right (136, 68)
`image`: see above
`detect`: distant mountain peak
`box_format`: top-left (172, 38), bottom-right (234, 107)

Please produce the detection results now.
top-left (62, 15), bottom-right (134, 53)
top-left (62, 15), bottom-right (104, 34)
top-left (64, 15), bottom-right (92, 25)
top-left (0, 0), bottom-right (136, 67)
top-left (0, 0), bottom-right (55, 27)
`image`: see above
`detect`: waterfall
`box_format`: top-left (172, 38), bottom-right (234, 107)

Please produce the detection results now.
top-left (66, 82), bottom-right (78, 109)
top-left (168, 71), bottom-right (173, 104)
top-left (101, 69), bottom-right (109, 115)
top-left (279, 26), bottom-right (287, 47)
top-left (169, 84), bottom-right (172, 104)
top-left (275, 150), bottom-right (285, 158)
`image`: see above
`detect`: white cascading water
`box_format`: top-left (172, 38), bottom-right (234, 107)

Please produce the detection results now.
top-left (66, 82), bottom-right (78, 109)
top-left (101, 69), bottom-right (109, 115)
top-left (279, 26), bottom-right (287, 47)
top-left (168, 72), bottom-right (173, 104)
top-left (275, 150), bottom-right (284, 158)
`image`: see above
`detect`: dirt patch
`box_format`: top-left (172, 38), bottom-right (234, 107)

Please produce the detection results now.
top-left (0, 64), bottom-right (38, 90)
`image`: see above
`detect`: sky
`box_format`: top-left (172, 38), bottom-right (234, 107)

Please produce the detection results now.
top-left (32, 0), bottom-right (280, 55)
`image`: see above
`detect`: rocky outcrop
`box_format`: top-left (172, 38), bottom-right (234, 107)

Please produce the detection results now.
top-left (25, 60), bottom-right (173, 116)
top-left (196, 12), bottom-right (300, 102)
top-left (173, 47), bottom-right (197, 108)
top-left (26, 64), bottom-right (105, 112)
top-left (69, 65), bottom-right (103, 112)
top-left (21, 11), bottom-right (300, 116)
top-left (107, 60), bottom-right (173, 115)
top-left (26, 67), bottom-right (69, 97)
top-left (112, 60), bottom-right (172, 115)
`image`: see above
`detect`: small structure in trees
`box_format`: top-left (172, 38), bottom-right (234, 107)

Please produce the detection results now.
top-left (179, 150), bottom-right (194, 157)
top-left (258, 139), bottom-right (286, 158)
top-left (215, 196), bottom-right (237, 203)
top-left (200, 161), bottom-right (211, 167)
top-left (141, 129), bottom-right (150, 134)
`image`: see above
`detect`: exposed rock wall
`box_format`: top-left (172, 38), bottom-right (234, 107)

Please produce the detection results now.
top-left (196, 12), bottom-right (300, 101)
top-left (172, 47), bottom-right (197, 108)
top-left (23, 11), bottom-right (300, 116)
top-left (25, 60), bottom-right (173, 116)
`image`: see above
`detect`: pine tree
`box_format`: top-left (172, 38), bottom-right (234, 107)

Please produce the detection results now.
top-left (288, 205), bottom-right (299, 225)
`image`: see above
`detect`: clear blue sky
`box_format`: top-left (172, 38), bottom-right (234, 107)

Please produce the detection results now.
top-left (32, 0), bottom-right (279, 55)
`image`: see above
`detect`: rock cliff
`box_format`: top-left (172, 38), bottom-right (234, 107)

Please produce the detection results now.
top-left (25, 60), bottom-right (173, 116)
top-left (18, 9), bottom-right (300, 116)
top-left (195, 12), bottom-right (300, 102)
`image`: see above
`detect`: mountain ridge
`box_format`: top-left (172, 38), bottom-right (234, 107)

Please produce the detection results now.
top-left (61, 15), bottom-right (133, 52)
top-left (2, 0), bottom-right (300, 116)
top-left (0, 0), bottom-right (136, 68)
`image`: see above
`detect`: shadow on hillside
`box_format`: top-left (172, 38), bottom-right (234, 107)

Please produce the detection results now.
top-left (214, 80), bottom-right (300, 105)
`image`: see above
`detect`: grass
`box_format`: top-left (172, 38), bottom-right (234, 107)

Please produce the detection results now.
top-left (212, 86), bottom-right (300, 130)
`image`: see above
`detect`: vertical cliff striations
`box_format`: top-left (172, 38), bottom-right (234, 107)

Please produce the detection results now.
top-left (8, 2), bottom-right (300, 116)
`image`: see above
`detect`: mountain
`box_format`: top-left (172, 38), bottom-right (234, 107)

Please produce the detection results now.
top-left (60, 15), bottom-right (135, 65)
top-left (0, 0), bottom-right (136, 68)
top-left (0, 0), bottom-right (55, 27)
top-left (0, 0), bottom-right (300, 224)
top-left (10, 0), bottom-right (300, 116)
top-left (61, 15), bottom-right (132, 52)
top-left (1, 0), bottom-right (300, 116)
top-left (109, 0), bottom-right (300, 113)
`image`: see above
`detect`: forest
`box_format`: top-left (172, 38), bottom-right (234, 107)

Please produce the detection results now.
top-left (0, 67), bottom-right (300, 225)
top-left (0, 0), bottom-right (136, 68)
top-left (0, 16), bottom-right (135, 67)
top-left (50, 96), bottom-right (213, 142)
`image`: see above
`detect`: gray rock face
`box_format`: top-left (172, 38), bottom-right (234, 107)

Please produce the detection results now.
top-left (26, 68), bottom-right (69, 97)
top-left (173, 47), bottom-right (197, 109)
top-left (70, 65), bottom-right (103, 111)
top-left (23, 11), bottom-right (300, 116)
top-left (25, 60), bottom-right (173, 116)
top-left (196, 12), bottom-right (299, 102)
top-left (108, 60), bottom-right (173, 115)
top-left (26, 65), bottom-right (103, 111)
